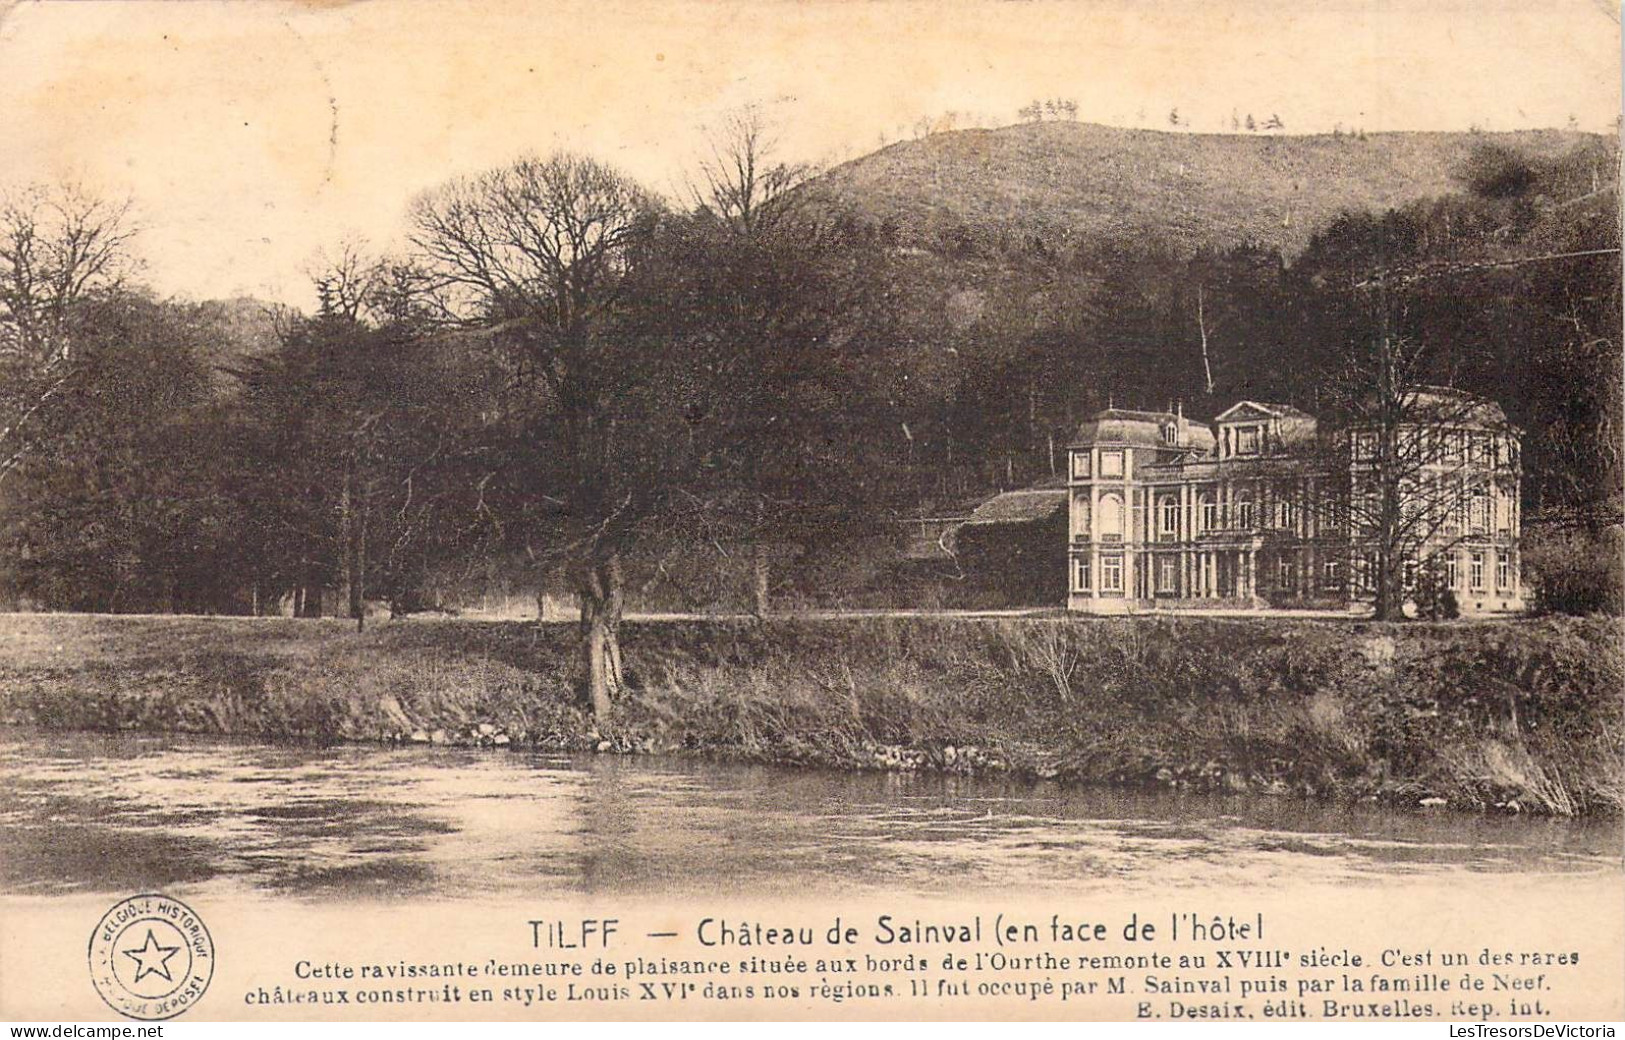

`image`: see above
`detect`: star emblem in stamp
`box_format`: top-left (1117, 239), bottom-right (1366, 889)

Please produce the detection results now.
top-left (88, 894), bottom-right (214, 1020)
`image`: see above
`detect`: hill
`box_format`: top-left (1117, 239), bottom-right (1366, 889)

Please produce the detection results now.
top-left (813, 122), bottom-right (1604, 257)
top-left (192, 295), bottom-right (283, 389)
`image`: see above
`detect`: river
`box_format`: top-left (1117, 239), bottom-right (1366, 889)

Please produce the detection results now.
top-left (1, 730), bottom-right (1619, 901)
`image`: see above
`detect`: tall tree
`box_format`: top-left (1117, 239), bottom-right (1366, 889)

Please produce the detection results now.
top-left (0, 184), bottom-right (138, 482)
top-left (2, 294), bottom-right (234, 612)
top-left (232, 253), bottom-right (497, 624)
top-left (409, 148), bottom-right (897, 717)
top-left (1319, 331), bottom-right (1518, 620)
top-left (681, 106), bottom-right (894, 614)
top-left (408, 153), bottom-right (665, 718)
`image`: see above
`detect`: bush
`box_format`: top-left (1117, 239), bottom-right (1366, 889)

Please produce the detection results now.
top-left (1412, 561), bottom-right (1460, 620)
top-left (1524, 524), bottom-right (1625, 616)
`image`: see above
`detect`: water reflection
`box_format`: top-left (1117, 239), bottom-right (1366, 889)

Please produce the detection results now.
top-left (1, 730), bottom-right (1618, 901)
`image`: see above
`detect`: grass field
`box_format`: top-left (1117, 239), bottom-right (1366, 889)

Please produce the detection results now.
top-left (1, 611), bottom-right (1619, 815)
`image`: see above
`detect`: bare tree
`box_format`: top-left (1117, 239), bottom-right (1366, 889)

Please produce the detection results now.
top-left (409, 152), bottom-right (659, 720)
top-left (688, 105), bottom-right (814, 239)
top-left (688, 107), bottom-right (823, 616)
top-left (308, 238), bottom-right (388, 324)
top-left (1318, 333), bottom-right (1518, 620)
top-left (0, 183), bottom-right (138, 481)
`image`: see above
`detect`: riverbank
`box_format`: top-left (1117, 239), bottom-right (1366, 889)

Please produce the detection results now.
top-left (1, 613), bottom-right (1619, 815)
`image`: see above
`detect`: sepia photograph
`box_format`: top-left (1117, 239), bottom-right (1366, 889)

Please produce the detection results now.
top-left (0, 0), bottom-right (1620, 1024)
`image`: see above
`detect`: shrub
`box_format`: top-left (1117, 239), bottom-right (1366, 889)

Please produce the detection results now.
top-left (1524, 523), bottom-right (1625, 616)
top-left (1412, 561), bottom-right (1460, 620)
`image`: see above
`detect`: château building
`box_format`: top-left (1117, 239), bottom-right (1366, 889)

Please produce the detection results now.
top-left (1065, 394), bottom-right (1523, 615)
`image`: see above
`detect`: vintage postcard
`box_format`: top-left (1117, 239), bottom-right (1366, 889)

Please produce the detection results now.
top-left (0, 0), bottom-right (1621, 1024)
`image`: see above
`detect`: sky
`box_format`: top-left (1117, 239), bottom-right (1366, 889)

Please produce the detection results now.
top-left (0, 0), bottom-right (1618, 307)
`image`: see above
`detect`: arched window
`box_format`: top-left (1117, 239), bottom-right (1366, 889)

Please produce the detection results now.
top-left (1099, 493), bottom-right (1123, 540)
top-left (1071, 493), bottom-right (1091, 539)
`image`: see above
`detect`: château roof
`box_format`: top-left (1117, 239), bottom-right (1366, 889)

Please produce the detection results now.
top-left (1068, 389), bottom-right (1509, 455)
top-left (1406, 387), bottom-right (1509, 426)
top-left (1069, 408), bottom-right (1218, 453)
top-left (1070, 409), bottom-right (1180, 447)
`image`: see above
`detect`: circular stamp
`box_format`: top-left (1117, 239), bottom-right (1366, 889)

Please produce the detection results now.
top-left (87, 893), bottom-right (214, 1020)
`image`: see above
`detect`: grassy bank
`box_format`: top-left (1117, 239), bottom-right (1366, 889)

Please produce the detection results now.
top-left (1, 613), bottom-right (1620, 816)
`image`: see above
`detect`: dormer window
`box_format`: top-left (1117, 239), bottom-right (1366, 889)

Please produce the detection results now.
top-left (1162, 423), bottom-right (1178, 445)
top-left (1236, 427), bottom-right (1260, 455)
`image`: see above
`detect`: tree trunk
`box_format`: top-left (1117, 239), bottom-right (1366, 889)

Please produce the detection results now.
top-left (1197, 285), bottom-right (1215, 395)
top-left (351, 499), bottom-right (368, 632)
top-left (1373, 557), bottom-right (1399, 620)
top-left (578, 550), bottom-right (626, 723)
top-left (341, 467), bottom-right (367, 632)
top-left (752, 540), bottom-right (771, 617)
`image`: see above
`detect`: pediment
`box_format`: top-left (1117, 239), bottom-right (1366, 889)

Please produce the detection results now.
top-left (1214, 401), bottom-right (1278, 424)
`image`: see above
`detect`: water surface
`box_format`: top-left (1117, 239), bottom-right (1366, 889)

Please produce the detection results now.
top-left (2, 730), bottom-right (1618, 901)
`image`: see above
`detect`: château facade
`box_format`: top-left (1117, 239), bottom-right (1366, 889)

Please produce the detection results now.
top-left (1065, 395), bottom-right (1524, 615)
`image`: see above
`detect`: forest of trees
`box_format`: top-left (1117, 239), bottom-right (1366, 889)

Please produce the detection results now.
top-left (0, 128), bottom-right (1619, 713)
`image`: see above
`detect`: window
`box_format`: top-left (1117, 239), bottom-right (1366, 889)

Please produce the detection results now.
top-left (1236, 427), bottom-right (1260, 455)
top-left (1100, 451), bottom-right (1124, 477)
top-left (1158, 556), bottom-right (1178, 593)
top-left (1100, 555), bottom-right (1123, 592)
top-left (1160, 497), bottom-right (1179, 536)
top-left (1324, 558), bottom-right (1343, 588)
top-left (1070, 451), bottom-right (1091, 480)
top-left (1363, 486), bottom-right (1381, 525)
top-left (1275, 498), bottom-right (1296, 530)
top-left (1470, 551), bottom-right (1485, 590)
top-left (1073, 556), bottom-right (1091, 592)
top-left (1399, 477), bottom-right (1421, 522)
top-left (1237, 498), bottom-right (1255, 529)
top-left (1098, 494), bottom-right (1123, 541)
top-left (1277, 557), bottom-right (1295, 591)
top-left (1426, 428), bottom-right (1446, 465)
top-left (1353, 432), bottom-right (1375, 461)
top-left (1436, 480), bottom-right (1458, 534)
top-left (1403, 558), bottom-right (1417, 589)
top-left (1200, 494), bottom-right (1218, 532)
top-left (1445, 552), bottom-right (1459, 589)
top-left (1497, 554), bottom-right (1512, 590)
top-left (1162, 423), bottom-right (1178, 445)
top-left (1471, 488), bottom-right (1489, 533)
